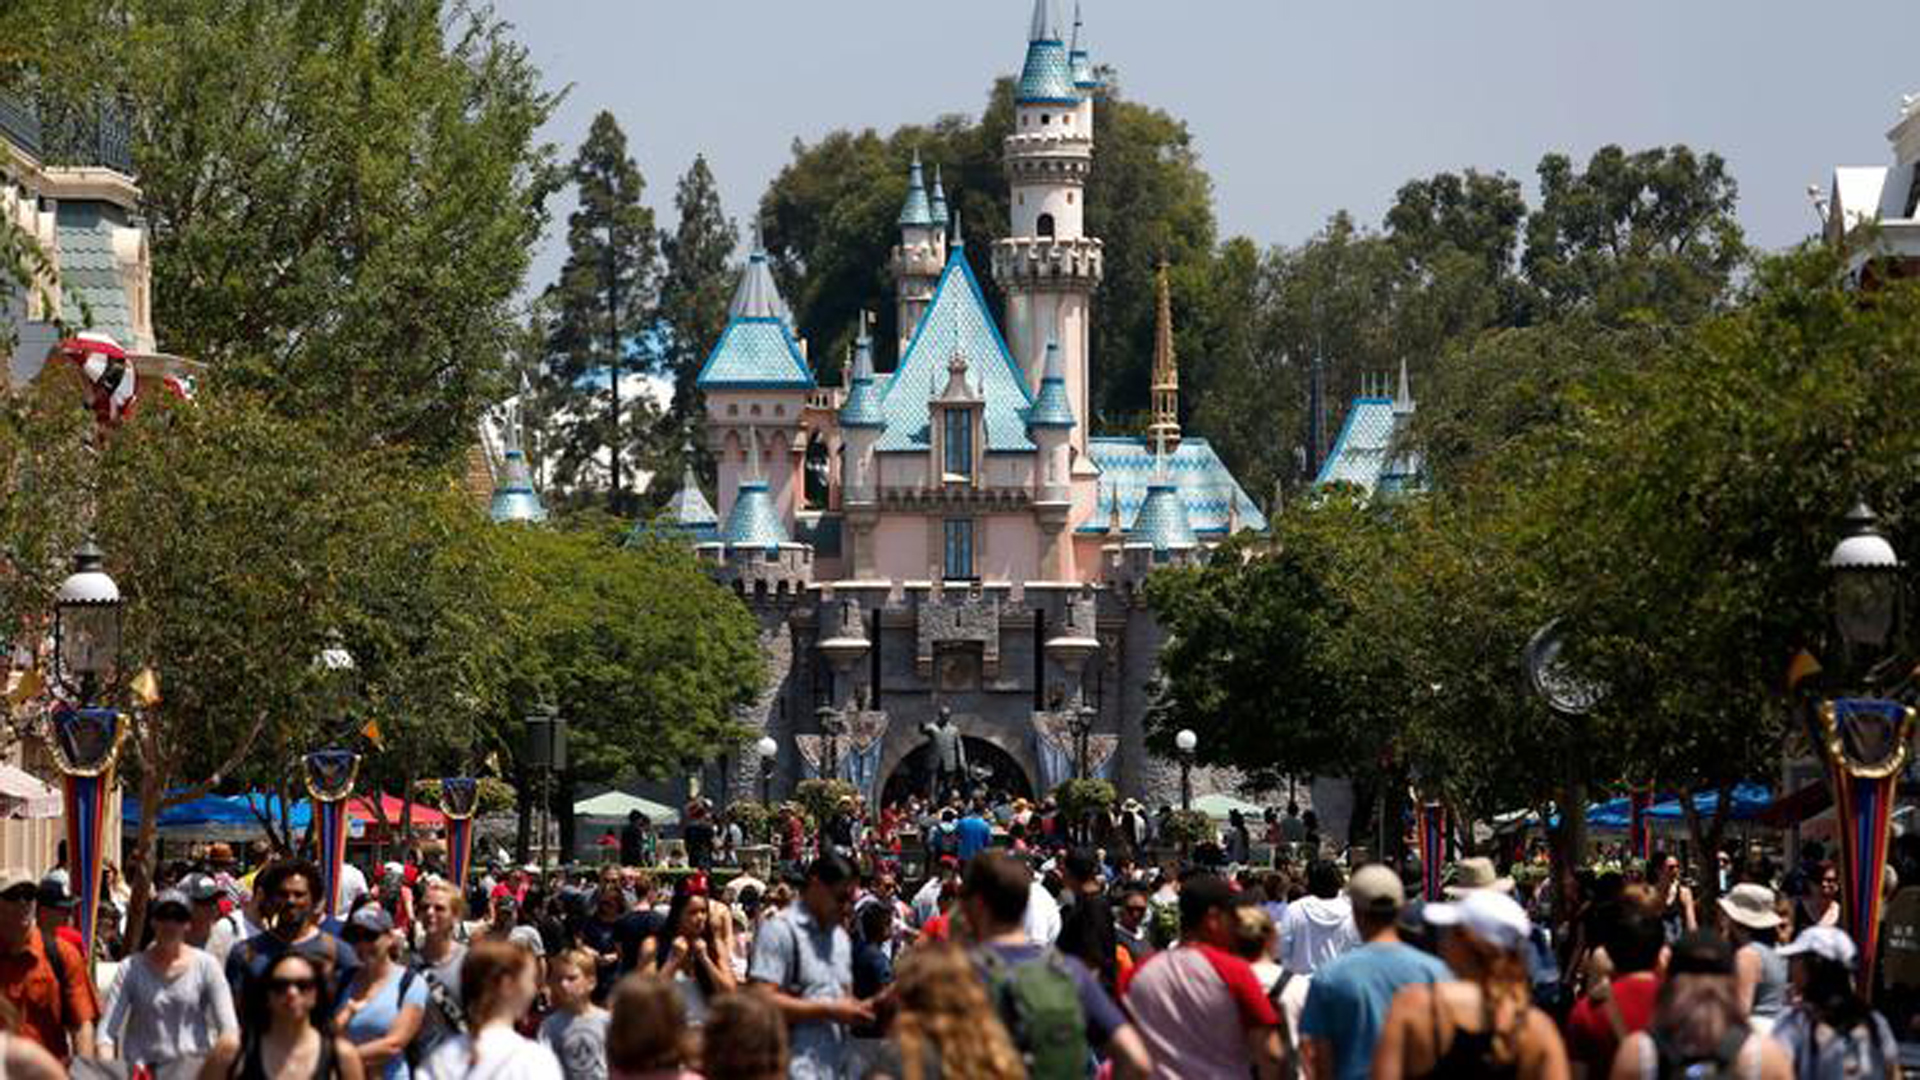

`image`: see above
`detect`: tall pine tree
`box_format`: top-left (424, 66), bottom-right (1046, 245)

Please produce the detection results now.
top-left (541, 111), bottom-right (657, 513)
top-left (657, 155), bottom-right (740, 481)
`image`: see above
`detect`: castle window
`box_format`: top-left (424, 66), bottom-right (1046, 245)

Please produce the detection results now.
top-left (944, 519), bottom-right (975, 581)
top-left (1041, 114), bottom-right (1051, 125)
top-left (1037, 213), bottom-right (1056, 238)
top-left (943, 408), bottom-right (973, 478)
top-left (1067, 192), bottom-right (1074, 205)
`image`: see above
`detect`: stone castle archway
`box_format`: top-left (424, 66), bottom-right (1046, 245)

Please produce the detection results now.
top-left (880, 734), bottom-right (1034, 807)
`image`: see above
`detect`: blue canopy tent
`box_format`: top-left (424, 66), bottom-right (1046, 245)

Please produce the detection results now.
top-left (1586, 784), bottom-right (1774, 830)
top-left (122, 793), bottom-right (312, 839)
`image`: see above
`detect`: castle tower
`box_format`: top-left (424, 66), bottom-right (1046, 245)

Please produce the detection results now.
top-left (992, 0), bottom-right (1102, 459)
top-left (891, 150), bottom-right (947, 358)
top-left (1147, 260), bottom-right (1180, 452)
top-left (1027, 339), bottom-right (1078, 579)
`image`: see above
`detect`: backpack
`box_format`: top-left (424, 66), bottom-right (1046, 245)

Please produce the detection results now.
top-left (976, 947), bottom-right (1089, 1080)
top-left (39, 928), bottom-right (70, 1022)
top-left (1649, 1026), bottom-right (1748, 1080)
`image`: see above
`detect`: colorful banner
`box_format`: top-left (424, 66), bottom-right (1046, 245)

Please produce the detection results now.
top-left (447, 817), bottom-right (474, 891)
top-left (1815, 698), bottom-right (1915, 996)
top-left (63, 771), bottom-right (108, 962)
top-left (315, 798), bottom-right (350, 918)
top-left (1628, 787), bottom-right (1654, 863)
top-left (1416, 800), bottom-right (1447, 902)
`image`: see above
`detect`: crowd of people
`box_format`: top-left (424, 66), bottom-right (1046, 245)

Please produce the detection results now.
top-left (0, 798), bottom-right (1903, 1078)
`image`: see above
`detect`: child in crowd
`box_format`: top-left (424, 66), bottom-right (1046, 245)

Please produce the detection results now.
top-left (539, 949), bottom-right (610, 1080)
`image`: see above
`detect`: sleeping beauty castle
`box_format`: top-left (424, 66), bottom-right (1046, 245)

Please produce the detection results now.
top-left (644, 1), bottom-right (1268, 805)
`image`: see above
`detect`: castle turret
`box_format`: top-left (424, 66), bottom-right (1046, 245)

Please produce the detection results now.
top-left (838, 317), bottom-right (887, 577)
top-left (891, 151), bottom-right (947, 357)
top-left (1147, 260), bottom-right (1181, 452)
top-left (993, 0), bottom-right (1102, 461)
top-left (1027, 339), bottom-right (1077, 579)
top-left (488, 446), bottom-right (548, 524)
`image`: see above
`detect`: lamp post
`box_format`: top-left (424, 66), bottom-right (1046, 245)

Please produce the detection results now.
top-left (524, 701), bottom-right (563, 868)
top-left (1810, 502), bottom-right (1913, 996)
top-left (1175, 728), bottom-right (1197, 812)
top-left (47, 541), bottom-right (125, 966)
top-left (756, 735), bottom-right (778, 804)
top-left (303, 748), bottom-right (360, 919)
top-left (1067, 703), bottom-right (1095, 780)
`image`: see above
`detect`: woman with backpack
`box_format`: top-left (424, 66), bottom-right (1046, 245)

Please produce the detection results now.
top-left (335, 905), bottom-right (427, 1080)
top-left (1769, 926), bottom-right (1900, 1079)
top-left (1608, 931), bottom-right (1790, 1080)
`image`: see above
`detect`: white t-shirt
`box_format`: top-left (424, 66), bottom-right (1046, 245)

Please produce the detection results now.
top-left (1022, 880), bottom-right (1062, 947)
top-left (418, 1025), bottom-right (563, 1080)
top-left (336, 864), bottom-right (369, 912)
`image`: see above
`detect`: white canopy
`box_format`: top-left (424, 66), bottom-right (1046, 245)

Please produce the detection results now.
top-left (573, 791), bottom-right (679, 825)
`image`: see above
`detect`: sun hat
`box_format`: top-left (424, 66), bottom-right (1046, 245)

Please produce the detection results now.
top-left (1778, 925), bottom-right (1858, 968)
top-left (1348, 863), bottom-right (1406, 916)
top-left (1716, 883), bottom-right (1780, 931)
top-left (1444, 857), bottom-right (1515, 898)
top-left (1423, 888), bottom-right (1531, 950)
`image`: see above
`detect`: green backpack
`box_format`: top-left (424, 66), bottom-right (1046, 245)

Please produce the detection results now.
top-left (977, 947), bottom-right (1090, 1080)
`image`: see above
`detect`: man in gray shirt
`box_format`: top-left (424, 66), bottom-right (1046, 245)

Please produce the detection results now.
top-left (748, 855), bottom-right (872, 1080)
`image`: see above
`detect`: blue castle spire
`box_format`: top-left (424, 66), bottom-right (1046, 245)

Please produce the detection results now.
top-left (1017, 0), bottom-right (1077, 104)
top-left (898, 150), bottom-right (933, 228)
top-left (1026, 339), bottom-right (1076, 429)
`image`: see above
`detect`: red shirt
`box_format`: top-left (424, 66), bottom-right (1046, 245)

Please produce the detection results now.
top-left (0, 931), bottom-right (97, 1062)
top-left (1567, 972), bottom-right (1661, 1074)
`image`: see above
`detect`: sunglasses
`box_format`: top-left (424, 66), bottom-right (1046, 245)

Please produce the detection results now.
top-left (269, 977), bottom-right (317, 995)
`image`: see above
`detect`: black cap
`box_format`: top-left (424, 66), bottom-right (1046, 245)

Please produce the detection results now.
top-left (36, 876), bottom-right (73, 910)
top-left (1668, 930), bottom-right (1734, 977)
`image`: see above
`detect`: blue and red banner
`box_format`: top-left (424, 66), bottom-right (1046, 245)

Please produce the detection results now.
top-left (1818, 697), bottom-right (1915, 996)
top-left (1417, 800), bottom-right (1447, 901)
top-left (63, 771), bottom-right (108, 961)
top-left (447, 817), bottom-right (474, 891)
top-left (1628, 787), bottom-right (1654, 863)
top-left (315, 799), bottom-right (350, 918)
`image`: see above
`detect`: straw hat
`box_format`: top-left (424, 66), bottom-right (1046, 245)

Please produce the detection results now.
top-left (1444, 857), bottom-right (1515, 898)
top-left (1716, 883), bottom-right (1780, 931)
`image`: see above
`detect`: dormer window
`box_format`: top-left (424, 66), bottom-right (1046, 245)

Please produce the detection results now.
top-left (944, 408), bottom-right (973, 479)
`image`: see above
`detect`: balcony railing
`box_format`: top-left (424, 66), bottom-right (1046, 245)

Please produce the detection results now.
top-left (0, 92), bottom-right (133, 176)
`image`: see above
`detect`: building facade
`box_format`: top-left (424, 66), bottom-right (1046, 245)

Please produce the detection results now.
top-left (651, 2), bottom-right (1268, 807)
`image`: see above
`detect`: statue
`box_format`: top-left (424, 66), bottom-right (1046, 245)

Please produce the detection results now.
top-left (921, 705), bottom-right (968, 802)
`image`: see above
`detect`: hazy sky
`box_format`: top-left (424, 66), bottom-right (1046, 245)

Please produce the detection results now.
top-left (496, 1), bottom-right (1916, 293)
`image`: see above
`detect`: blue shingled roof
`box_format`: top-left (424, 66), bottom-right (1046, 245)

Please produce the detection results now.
top-left (1130, 479), bottom-right (1197, 552)
top-left (54, 203), bottom-right (135, 346)
top-left (695, 317), bottom-right (815, 390)
top-left (876, 247), bottom-right (1035, 453)
top-left (719, 480), bottom-right (788, 551)
top-left (899, 155), bottom-right (933, 228)
top-left (839, 334), bottom-right (885, 429)
top-left (1017, 40), bottom-right (1078, 104)
top-left (1315, 397), bottom-right (1423, 494)
top-left (1083, 437), bottom-right (1269, 536)
top-left (489, 449), bottom-right (549, 524)
top-left (1026, 341), bottom-right (1075, 429)
top-left (930, 168), bottom-right (950, 228)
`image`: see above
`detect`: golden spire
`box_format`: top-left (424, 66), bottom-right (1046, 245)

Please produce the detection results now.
top-left (1148, 259), bottom-right (1180, 452)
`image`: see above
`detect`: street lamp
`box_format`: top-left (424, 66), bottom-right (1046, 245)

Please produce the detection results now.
top-left (524, 701), bottom-right (564, 868)
top-left (756, 735), bottom-right (778, 804)
top-left (48, 540), bottom-right (124, 968)
top-left (1175, 728), bottom-right (1197, 812)
top-left (52, 540), bottom-right (122, 706)
top-left (1809, 502), bottom-right (1914, 997)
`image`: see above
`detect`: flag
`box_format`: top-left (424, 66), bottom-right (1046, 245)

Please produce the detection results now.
top-left (360, 718), bottom-right (385, 751)
top-left (56, 333), bottom-right (138, 425)
top-left (1786, 650), bottom-right (1823, 693)
top-left (130, 668), bottom-right (162, 708)
top-left (485, 751), bottom-right (501, 776)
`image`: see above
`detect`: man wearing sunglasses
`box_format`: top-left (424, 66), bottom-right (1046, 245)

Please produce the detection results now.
top-left (0, 869), bottom-right (96, 1063)
top-left (224, 859), bottom-right (360, 1008)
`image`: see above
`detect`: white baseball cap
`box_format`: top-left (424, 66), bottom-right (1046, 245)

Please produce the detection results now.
top-left (1778, 925), bottom-right (1858, 968)
top-left (1422, 888), bottom-right (1531, 950)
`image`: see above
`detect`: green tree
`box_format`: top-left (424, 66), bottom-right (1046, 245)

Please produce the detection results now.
top-left (540, 111), bottom-right (659, 511)
top-left (656, 154), bottom-right (739, 477)
top-left (112, 0), bottom-right (557, 463)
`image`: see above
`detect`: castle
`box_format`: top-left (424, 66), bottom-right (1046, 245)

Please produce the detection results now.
top-left (645, 1), bottom-right (1268, 806)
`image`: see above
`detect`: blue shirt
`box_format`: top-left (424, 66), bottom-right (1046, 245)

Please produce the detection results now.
top-left (748, 904), bottom-right (854, 1080)
top-left (956, 815), bottom-right (992, 861)
top-left (339, 967), bottom-right (429, 1080)
top-left (1299, 941), bottom-right (1451, 1080)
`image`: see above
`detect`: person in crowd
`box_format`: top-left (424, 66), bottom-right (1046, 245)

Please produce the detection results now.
top-left (1372, 889), bottom-right (1570, 1079)
top-left (849, 901), bottom-right (894, 1045)
top-left (1058, 891), bottom-right (1126, 999)
top-left (1769, 926), bottom-right (1899, 1079)
top-left (955, 803), bottom-right (991, 863)
top-left (1229, 902), bottom-right (1284, 995)
top-left (865, 943), bottom-right (1024, 1080)
top-left (200, 951), bottom-right (365, 1080)
top-left (1282, 860), bottom-right (1358, 976)
top-left (0, 996), bottom-right (64, 1080)
top-left (1716, 882), bottom-right (1788, 1030)
top-left (1651, 855), bottom-right (1696, 944)
top-left (0, 869), bottom-right (96, 1062)
top-left (1609, 931), bottom-right (1789, 1080)
top-left (620, 812), bottom-right (650, 870)
top-left (1299, 864), bottom-right (1448, 1080)
top-left (98, 886), bottom-right (238, 1070)
top-left (603, 974), bottom-right (697, 1080)
top-left (577, 879), bottom-right (656, 1001)
top-left (227, 860), bottom-right (360, 1007)
top-left (33, 877), bottom-right (76, 953)
top-left (1114, 883), bottom-right (1157, 967)
top-left (188, 873), bottom-right (250, 964)
top-left (475, 888), bottom-right (545, 974)
top-left (336, 905), bottom-right (426, 1080)
top-left (538, 949), bottom-right (608, 1080)
top-left (683, 800), bottom-right (716, 872)
top-left (1125, 874), bottom-right (1278, 1079)
top-left (416, 940), bottom-right (560, 1080)
top-left (408, 882), bottom-right (467, 1062)
top-left (1226, 809), bottom-right (1253, 866)
top-left (1792, 862), bottom-right (1843, 936)
top-left (747, 854), bottom-right (870, 1079)
top-left (701, 992), bottom-right (788, 1080)
top-left (645, 881), bottom-right (736, 1027)
top-left (1565, 894), bottom-right (1664, 1079)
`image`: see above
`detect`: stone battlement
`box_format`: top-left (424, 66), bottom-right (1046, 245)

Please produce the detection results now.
top-left (991, 236), bottom-right (1104, 288)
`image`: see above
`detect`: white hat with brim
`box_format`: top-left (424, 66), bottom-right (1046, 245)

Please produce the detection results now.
top-left (1778, 925), bottom-right (1858, 968)
top-left (1444, 857), bottom-right (1515, 899)
top-left (1423, 889), bottom-right (1531, 951)
top-left (1716, 883), bottom-right (1780, 931)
